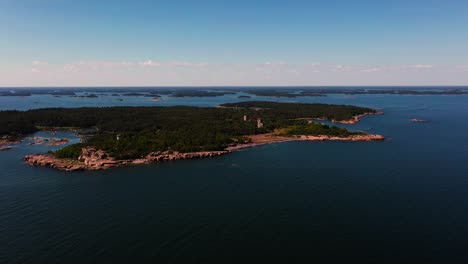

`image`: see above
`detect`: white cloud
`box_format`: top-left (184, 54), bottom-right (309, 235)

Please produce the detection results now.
top-left (361, 67), bottom-right (380, 73)
top-left (456, 65), bottom-right (468, 72)
top-left (32, 61), bottom-right (48, 66)
top-left (359, 64), bottom-right (436, 73)
top-left (3, 60), bottom-right (468, 86)
top-left (58, 61), bottom-right (136, 72)
top-left (333, 65), bottom-right (354, 72)
top-left (139, 60), bottom-right (161, 67)
top-left (412, 64), bottom-right (434, 69)
top-left (261, 61), bottom-right (288, 67)
top-left (168, 61), bottom-right (208, 67)
top-left (75, 61), bottom-right (134, 67)
top-left (30, 61), bottom-right (49, 72)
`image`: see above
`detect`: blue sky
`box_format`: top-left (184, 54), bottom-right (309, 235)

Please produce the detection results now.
top-left (1, 0), bottom-right (468, 86)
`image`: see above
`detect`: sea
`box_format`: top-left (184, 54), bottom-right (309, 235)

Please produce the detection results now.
top-left (1, 87), bottom-right (468, 263)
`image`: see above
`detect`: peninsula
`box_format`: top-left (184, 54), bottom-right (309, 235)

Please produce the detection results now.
top-left (0, 101), bottom-right (384, 171)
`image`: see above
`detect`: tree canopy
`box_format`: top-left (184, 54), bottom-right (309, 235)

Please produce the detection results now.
top-left (0, 102), bottom-right (375, 159)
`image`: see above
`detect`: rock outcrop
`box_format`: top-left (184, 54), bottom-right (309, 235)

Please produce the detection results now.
top-left (77, 147), bottom-right (126, 170)
top-left (24, 133), bottom-right (383, 172)
top-left (143, 150), bottom-right (227, 162)
top-left (0, 138), bottom-right (21, 147)
top-left (24, 154), bottom-right (87, 171)
top-left (45, 138), bottom-right (70, 146)
top-left (0, 146), bottom-right (13, 151)
top-left (0, 138), bottom-right (20, 151)
top-left (26, 137), bottom-right (70, 146)
top-left (333, 112), bottom-right (384, 125)
top-left (24, 147), bottom-right (229, 171)
top-left (299, 134), bottom-right (385, 141)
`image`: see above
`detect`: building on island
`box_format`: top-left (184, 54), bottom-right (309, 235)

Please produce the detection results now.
top-left (257, 118), bottom-right (263, 128)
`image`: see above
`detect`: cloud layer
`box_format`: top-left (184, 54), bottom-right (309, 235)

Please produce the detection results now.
top-left (0, 60), bottom-right (467, 86)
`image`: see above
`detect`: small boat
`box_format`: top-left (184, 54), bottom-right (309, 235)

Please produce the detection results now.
top-left (409, 118), bottom-right (429, 123)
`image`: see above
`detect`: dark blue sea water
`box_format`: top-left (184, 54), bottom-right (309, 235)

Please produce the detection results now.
top-left (1, 89), bottom-right (468, 263)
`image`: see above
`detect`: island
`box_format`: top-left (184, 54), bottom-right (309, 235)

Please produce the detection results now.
top-left (244, 89), bottom-right (326, 97)
top-left (2, 87), bottom-right (468, 99)
top-left (0, 101), bottom-right (384, 171)
top-left (240, 87), bottom-right (468, 96)
top-left (169, 90), bottom-right (236, 97)
top-left (71, 93), bottom-right (99, 98)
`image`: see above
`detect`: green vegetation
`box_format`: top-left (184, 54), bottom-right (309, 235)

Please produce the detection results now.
top-left (55, 143), bottom-right (86, 159)
top-left (36, 126), bottom-right (80, 131)
top-left (242, 88), bottom-right (468, 96)
top-left (0, 110), bottom-right (38, 137)
top-left (0, 102), bottom-right (375, 159)
top-left (170, 90), bottom-right (236, 97)
top-left (278, 121), bottom-right (364, 137)
top-left (220, 101), bottom-right (376, 121)
top-left (245, 89), bottom-right (325, 97)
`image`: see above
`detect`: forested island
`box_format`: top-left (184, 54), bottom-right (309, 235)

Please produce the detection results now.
top-left (0, 101), bottom-right (384, 171)
top-left (243, 89), bottom-right (325, 97)
top-left (239, 88), bottom-right (468, 97)
top-left (2, 87), bottom-right (467, 99)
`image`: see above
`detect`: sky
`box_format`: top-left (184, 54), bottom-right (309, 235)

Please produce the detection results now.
top-left (1, 0), bottom-right (468, 86)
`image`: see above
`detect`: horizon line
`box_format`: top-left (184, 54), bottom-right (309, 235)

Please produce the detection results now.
top-left (1, 85), bottom-right (468, 89)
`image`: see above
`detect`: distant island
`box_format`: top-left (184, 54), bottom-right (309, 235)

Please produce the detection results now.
top-left (240, 88), bottom-right (468, 97)
top-left (0, 101), bottom-right (384, 171)
top-left (1, 87), bottom-right (467, 99)
top-left (244, 89), bottom-right (325, 97)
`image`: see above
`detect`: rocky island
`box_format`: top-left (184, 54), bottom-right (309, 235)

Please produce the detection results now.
top-left (1, 101), bottom-right (384, 171)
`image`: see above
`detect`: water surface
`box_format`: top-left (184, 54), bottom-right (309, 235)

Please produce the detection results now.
top-left (1, 89), bottom-right (468, 263)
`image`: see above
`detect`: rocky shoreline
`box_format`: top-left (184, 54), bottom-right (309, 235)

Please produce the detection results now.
top-left (1, 138), bottom-right (21, 146)
top-left (227, 133), bottom-right (384, 151)
top-left (0, 138), bottom-right (21, 151)
top-left (24, 133), bottom-right (384, 171)
top-left (24, 147), bottom-right (228, 171)
top-left (299, 134), bottom-right (385, 141)
top-left (0, 146), bottom-right (14, 151)
top-left (333, 112), bottom-right (384, 125)
top-left (305, 111), bottom-right (383, 125)
top-left (26, 137), bottom-right (70, 146)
